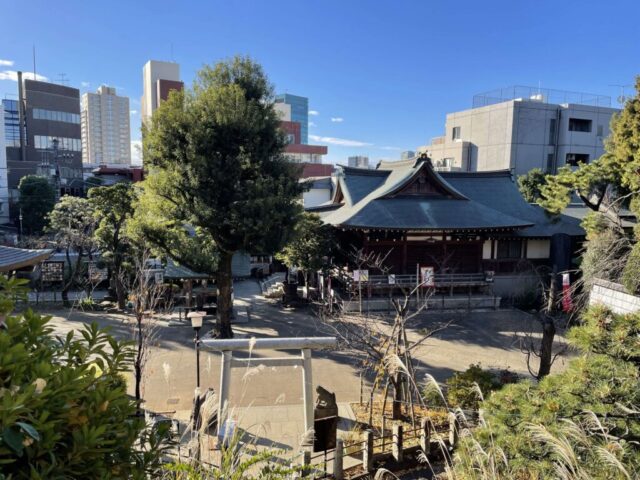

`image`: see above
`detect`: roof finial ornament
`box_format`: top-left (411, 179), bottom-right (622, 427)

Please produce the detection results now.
top-left (417, 151), bottom-right (432, 166)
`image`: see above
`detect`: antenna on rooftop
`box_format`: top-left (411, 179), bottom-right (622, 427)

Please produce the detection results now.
top-left (56, 73), bottom-right (69, 86)
top-left (610, 84), bottom-right (633, 106)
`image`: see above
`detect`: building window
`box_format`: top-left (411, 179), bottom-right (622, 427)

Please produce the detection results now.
top-left (34, 135), bottom-right (81, 152)
top-left (546, 153), bottom-right (554, 173)
top-left (597, 124), bottom-right (604, 137)
top-left (452, 126), bottom-right (461, 140)
top-left (566, 153), bottom-right (589, 166)
top-left (33, 108), bottom-right (80, 124)
top-left (568, 118), bottom-right (592, 132)
top-left (548, 118), bottom-right (556, 145)
top-left (497, 240), bottom-right (522, 259)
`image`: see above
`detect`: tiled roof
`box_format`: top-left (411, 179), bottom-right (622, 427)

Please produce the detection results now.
top-left (319, 159), bottom-right (584, 237)
top-left (0, 246), bottom-right (53, 272)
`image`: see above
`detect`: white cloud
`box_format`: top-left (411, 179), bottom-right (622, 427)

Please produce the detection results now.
top-left (331, 117), bottom-right (344, 123)
top-left (81, 81), bottom-right (90, 88)
top-left (0, 59), bottom-right (14, 66)
top-left (309, 134), bottom-right (372, 147)
top-left (309, 110), bottom-right (319, 116)
top-left (380, 146), bottom-right (402, 151)
top-left (131, 140), bottom-right (142, 165)
top-left (130, 110), bottom-right (138, 115)
top-left (0, 70), bottom-right (48, 82)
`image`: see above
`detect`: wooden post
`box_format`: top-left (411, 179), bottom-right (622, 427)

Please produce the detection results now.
top-left (300, 450), bottom-right (311, 477)
top-left (448, 412), bottom-right (459, 447)
top-left (392, 424), bottom-right (403, 463)
top-left (333, 438), bottom-right (344, 480)
top-left (420, 417), bottom-right (431, 455)
top-left (362, 430), bottom-right (373, 473)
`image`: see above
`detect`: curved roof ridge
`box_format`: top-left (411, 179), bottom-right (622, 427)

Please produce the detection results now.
top-left (376, 158), bottom-right (416, 170)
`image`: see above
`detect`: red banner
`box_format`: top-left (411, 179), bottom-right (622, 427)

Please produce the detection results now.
top-left (561, 273), bottom-right (572, 312)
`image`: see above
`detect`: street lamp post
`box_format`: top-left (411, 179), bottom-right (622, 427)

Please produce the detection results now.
top-left (18, 208), bottom-right (23, 240)
top-left (188, 311), bottom-right (206, 390)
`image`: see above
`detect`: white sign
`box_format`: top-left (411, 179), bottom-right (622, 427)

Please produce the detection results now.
top-left (420, 266), bottom-right (435, 287)
top-left (353, 269), bottom-right (369, 282)
top-left (388, 274), bottom-right (396, 285)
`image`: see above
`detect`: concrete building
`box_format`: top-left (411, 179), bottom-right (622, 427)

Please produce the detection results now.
top-left (81, 86), bottom-right (131, 165)
top-left (3, 75), bottom-right (84, 200)
top-left (419, 86), bottom-right (619, 175)
top-left (281, 120), bottom-right (327, 164)
top-left (0, 104), bottom-right (9, 223)
top-left (348, 155), bottom-right (369, 169)
top-left (141, 60), bottom-right (183, 124)
top-left (275, 94), bottom-right (308, 144)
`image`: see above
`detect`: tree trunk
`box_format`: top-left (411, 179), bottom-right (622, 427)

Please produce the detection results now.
top-left (539, 265), bottom-right (558, 379)
top-left (135, 313), bottom-right (143, 412)
top-left (538, 315), bottom-right (556, 379)
top-left (113, 257), bottom-right (127, 310)
top-left (217, 251), bottom-right (234, 339)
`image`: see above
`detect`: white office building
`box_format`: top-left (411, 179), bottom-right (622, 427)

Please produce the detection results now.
top-left (81, 86), bottom-right (131, 165)
top-left (348, 155), bottom-right (369, 169)
top-left (141, 60), bottom-right (182, 124)
top-left (419, 86), bottom-right (619, 175)
top-left (0, 104), bottom-right (10, 223)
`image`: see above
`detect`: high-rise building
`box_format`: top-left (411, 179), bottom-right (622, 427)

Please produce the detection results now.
top-left (275, 94), bottom-right (308, 144)
top-left (141, 60), bottom-right (183, 124)
top-left (81, 86), bottom-right (131, 165)
top-left (401, 150), bottom-right (415, 160)
top-left (0, 104), bottom-right (9, 223)
top-left (348, 155), bottom-right (369, 169)
top-left (418, 86), bottom-right (619, 175)
top-left (4, 75), bottom-right (84, 199)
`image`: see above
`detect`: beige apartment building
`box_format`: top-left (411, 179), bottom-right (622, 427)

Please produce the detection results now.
top-left (419, 86), bottom-right (619, 175)
top-left (81, 86), bottom-right (131, 165)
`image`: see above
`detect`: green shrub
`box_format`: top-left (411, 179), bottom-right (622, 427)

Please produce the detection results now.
top-left (445, 364), bottom-right (501, 410)
top-left (622, 242), bottom-right (640, 294)
top-left (0, 276), bottom-right (170, 478)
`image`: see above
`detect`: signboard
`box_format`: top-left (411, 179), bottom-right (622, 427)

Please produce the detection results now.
top-left (420, 266), bottom-right (435, 287)
top-left (353, 269), bottom-right (369, 282)
top-left (87, 262), bottom-right (108, 282)
top-left (388, 274), bottom-right (396, 285)
top-left (154, 271), bottom-right (164, 284)
top-left (562, 273), bottom-right (572, 312)
top-left (41, 261), bottom-right (64, 282)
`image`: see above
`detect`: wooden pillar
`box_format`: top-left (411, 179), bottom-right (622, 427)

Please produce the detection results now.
top-left (420, 417), bottom-right (431, 455)
top-left (448, 412), bottom-right (459, 447)
top-left (362, 430), bottom-right (373, 472)
top-left (333, 438), bottom-right (344, 480)
top-left (217, 351), bottom-right (232, 434)
top-left (392, 424), bottom-right (403, 463)
top-left (402, 234), bottom-right (408, 273)
top-left (301, 349), bottom-right (314, 434)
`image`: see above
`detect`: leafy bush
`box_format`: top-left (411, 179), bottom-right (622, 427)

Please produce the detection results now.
top-left (622, 242), bottom-right (640, 294)
top-left (445, 364), bottom-right (501, 410)
top-left (453, 306), bottom-right (640, 479)
top-left (0, 276), bottom-right (170, 478)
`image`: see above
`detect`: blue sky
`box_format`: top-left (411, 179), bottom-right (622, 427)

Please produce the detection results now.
top-left (1, 0), bottom-right (639, 165)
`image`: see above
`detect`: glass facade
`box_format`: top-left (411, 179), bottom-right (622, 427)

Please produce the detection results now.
top-left (34, 135), bottom-right (82, 151)
top-left (2, 99), bottom-right (21, 147)
top-left (275, 94), bottom-right (309, 144)
top-left (33, 108), bottom-right (80, 124)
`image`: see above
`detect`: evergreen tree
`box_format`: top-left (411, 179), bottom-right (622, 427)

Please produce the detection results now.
top-left (140, 56), bottom-right (303, 337)
top-left (17, 175), bottom-right (56, 236)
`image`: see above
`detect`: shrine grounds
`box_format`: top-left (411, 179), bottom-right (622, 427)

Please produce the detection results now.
top-left (42, 278), bottom-right (570, 451)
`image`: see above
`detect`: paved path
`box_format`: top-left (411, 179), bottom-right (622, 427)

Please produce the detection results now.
top-left (42, 278), bottom-right (568, 457)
